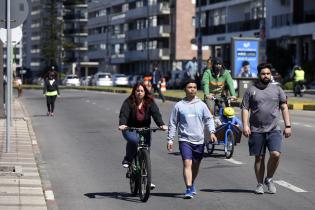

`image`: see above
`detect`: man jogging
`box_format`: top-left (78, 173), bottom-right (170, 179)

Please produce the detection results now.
top-left (241, 63), bottom-right (291, 194)
top-left (167, 79), bottom-right (217, 199)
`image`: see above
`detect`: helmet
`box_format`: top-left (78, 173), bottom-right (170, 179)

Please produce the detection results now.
top-left (223, 107), bottom-right (235, 118)
top-left (293, 65), bottom-right (301, 70)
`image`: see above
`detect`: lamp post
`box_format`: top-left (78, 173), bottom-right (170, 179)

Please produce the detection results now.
top-left (196, 0), bottom-right (203, 75)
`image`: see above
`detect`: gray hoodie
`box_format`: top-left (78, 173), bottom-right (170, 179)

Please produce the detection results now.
top-left (167, 96), bottom-right (215, 145)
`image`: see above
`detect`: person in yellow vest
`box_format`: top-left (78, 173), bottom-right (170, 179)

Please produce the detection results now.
top-left (43, 72), bottom-right (60, 116)
top-left (292, 65), bottom-right (305, 96)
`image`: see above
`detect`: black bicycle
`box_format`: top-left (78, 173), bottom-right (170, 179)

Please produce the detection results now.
top-left (125, 127), bottom-right (163, 202)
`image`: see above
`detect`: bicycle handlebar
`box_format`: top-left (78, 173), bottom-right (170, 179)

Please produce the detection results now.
top-left (124, 127), bottom-right (166, 132)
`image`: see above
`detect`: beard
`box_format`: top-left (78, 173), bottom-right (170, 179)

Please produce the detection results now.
top-left (260, 78), bottom-right (271, 85)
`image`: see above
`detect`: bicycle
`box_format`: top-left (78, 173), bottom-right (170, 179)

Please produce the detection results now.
top-left (206, 96), bottom-right (239, 159)
top-left (125, 127), bottom-right (163, 202)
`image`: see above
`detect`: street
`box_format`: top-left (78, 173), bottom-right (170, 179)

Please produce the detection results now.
top-left (22, 89), bottom-right (315, 210)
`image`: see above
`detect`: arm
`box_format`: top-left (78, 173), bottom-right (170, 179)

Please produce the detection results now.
top-left (203, 105), bottom-right (217, 142)
top-left (202, 70), bottom-right (210, 95)
top-left (280, 102), bottom-right (292, 138)
top-left (150, 101), bottom-right (165, 126)
top-left (225, 71), bottom-right (237, 96)
top-left (119, 100), bottom-right (131, 126)
top-left (55, 82), bottom-right (60, 95)
top-left (42, 80), bottom-right (47, 95)
top-left (241, 109), bottom-right (251, 137)
top-left (167, 105), bottom-right (178, 146)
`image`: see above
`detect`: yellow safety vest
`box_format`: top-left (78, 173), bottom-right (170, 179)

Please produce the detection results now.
top-left (294, 69), bottom-right (305, 82)
top-left (45, 91), bottom-right (58, 96)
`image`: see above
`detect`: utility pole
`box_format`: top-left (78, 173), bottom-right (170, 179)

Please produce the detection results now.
top-left (196, 0), bottom-right (203, 75)
top-left (0, 40), bottom-right (4, 118)
top-left (260, 0), bottom-right (267, 63)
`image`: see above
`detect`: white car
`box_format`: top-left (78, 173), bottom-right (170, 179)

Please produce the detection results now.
top-left (95, 73), bottom-right (113, 86)
top-left (63, 75), bottom-right (80, 87)
top-left (113, 74), bottom-right (128, 86)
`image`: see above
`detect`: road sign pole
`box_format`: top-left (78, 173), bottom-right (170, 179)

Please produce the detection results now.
top-left (6, 0), bottom-right (11, 153)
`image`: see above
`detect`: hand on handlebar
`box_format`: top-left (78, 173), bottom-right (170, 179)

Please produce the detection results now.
top-left (230, 96), bottom-right (237, 101)
top-left (206, 94), bottom-right (214, 99)
top-left (118, 125), bottom-right (128, 130)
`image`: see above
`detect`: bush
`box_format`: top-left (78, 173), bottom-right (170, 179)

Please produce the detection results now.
top-left (283, 81), bottom-right (293, 90)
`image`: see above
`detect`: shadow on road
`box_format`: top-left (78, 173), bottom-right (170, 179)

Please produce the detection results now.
top-left (84, 192), bottom-right (142, 203)
top-left (151, 192), bottom-right (183, 199)
top-left (200, 189), bottom-right (254, 194)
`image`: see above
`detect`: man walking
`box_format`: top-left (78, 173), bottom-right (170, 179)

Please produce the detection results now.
top-left (167, 79), bottom-right (217, 199)
top-left (241, 63), bottom-right (291, 194)
top-left (151, 63), bottom-right (166, 102)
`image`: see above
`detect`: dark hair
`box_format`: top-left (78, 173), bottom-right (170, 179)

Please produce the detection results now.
top-left (242, 60), bottom-right (250, 67)
top-left (212, 57), bottom-right (222, 66)
top-left (183, 79), bottom-right (197, 88)
top-left (128, 82), bottom-right (154, 111)
top-left (257, 63), bottom-right (273, 74)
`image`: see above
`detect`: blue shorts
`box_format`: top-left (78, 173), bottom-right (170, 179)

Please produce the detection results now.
top-left (248, 130), bottom-right (282, 156)
top-left (179, 141), bottom-right (204, 162)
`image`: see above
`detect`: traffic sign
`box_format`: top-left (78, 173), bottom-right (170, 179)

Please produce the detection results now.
top-left (0, 0), bottom-right (29, 29)
top-left (0, 26), bottom-right (23, 45)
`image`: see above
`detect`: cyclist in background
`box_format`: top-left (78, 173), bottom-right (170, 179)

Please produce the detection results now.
top-left (202, 58), bottom-right (237, 112)
top-left (291, 65), bottom-right (305, 95)
top-left (43, 72), bottom-right (60, 116)
top-left (167, 79), bottom-right (217, 199)
top-left (118, 83), bottom-right (167, 188)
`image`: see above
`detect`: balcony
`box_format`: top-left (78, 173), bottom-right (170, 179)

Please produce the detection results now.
top-left (126, 3), bottom-right (170, 20)
top-left (227, 19), bottom-right (261, 33)
top-left (110, 13), bottom-right (126, 25)
top-left (111, 53), bottom-right (125, 64)
top-left (126, 48), bottom-right (170, 61)
top-left (127, 25), bottom-right (170, 41)
top-left (110, 33), bottom-right (126, 43)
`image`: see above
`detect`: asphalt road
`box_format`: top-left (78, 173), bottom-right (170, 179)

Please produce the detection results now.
top-left (22, 89), bottom-right (315, 210)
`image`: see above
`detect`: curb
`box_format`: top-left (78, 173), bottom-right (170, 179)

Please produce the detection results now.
top-left (19, 100), bottom-right (59, 210)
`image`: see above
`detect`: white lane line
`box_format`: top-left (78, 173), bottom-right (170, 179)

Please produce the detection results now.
top-left (292, 122), bottom-right (300, 125)
top-left (274, 180), bottom-right (308, 192)
top-left (224, 158), bottom-right (244, 165)
top-left (44, 190), bottom-right (55, 200)
top-left (92, 102), bottom-right (96, 105)
top-left (304, 124), bottom-right (312, 128)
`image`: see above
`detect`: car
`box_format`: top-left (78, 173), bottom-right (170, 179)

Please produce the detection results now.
top-left (80, 76), bottom-right (92, 86)
top-left (128, 75), bottom-right (143, 87)
top-left (63, 74), bottom-right (80, 87)
top-left (95, 73), bottom-right (113, 86)
top-left (306, 81), bottom-right (315, 89)
top-left (112, 73), bottom-right (129, 86)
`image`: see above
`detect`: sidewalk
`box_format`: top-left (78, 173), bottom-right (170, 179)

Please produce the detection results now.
top-left (0, 99), bottom-right (54, 210)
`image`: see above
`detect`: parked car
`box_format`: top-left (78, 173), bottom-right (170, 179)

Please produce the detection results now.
top-left (95, 73), bottom-right (113, 86)
top-left (307, 81), bottom-right (315, 89)
top-left (112, 73), bottom-right (129, 86)
top-left (128, 75), bottom-right (143, 87)
top-left (80, 76), bottom-right (92, 86)
top-left (63, 74), bottom-right (80, 87)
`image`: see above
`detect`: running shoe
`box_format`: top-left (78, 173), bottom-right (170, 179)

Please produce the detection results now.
top-left (265, 178), bottom-right (276, 194)
top-left (255, 183), bottom-right (264, 194)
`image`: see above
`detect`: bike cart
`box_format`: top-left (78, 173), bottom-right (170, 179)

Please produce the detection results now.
top-left (205, 96), bottom-right (242, 158)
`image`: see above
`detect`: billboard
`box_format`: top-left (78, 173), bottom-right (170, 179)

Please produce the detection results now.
top-left (231, 37), bottom-right (260, 78)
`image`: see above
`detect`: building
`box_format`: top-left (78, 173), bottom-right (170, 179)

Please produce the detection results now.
top-left (199, 0), bottom-right (315, 78)
top-left (87, 0), bottom-right (210, 75)
top-left (23, 0), bottom-right (96, 78)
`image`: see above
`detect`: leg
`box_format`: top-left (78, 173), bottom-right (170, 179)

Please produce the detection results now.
top-left (266, 151), bottom-right (280, 178)
top-left (192, 160), bottom-right (201, 184)
top-left (183, 159), bottom-right (193, 187)
top-left (254, 155), bottom-right (265, 184)
top-left (50, 96), bottom-right (57, 113)
top-left (122, 130), bottom-right (139, 162)
top-left (46, 96), bottom-right (51, 113)
top-left (157, 87), bottom-right (165, 102)
top-left (204, 96), bottom-right (214, 114)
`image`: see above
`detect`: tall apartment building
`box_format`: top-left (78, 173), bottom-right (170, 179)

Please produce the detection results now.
top-left (199, 0), bottom-right (315, 73)
top-left (23, 0), bottom-right (91, 77)
top-left (87, 0), bottom-right (210, 75)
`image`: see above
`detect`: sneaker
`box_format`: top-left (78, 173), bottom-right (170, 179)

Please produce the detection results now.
top-left (265, 178), bottom-right (276, 194)
top-left (255, 183), bottom-right (264, 194)
top-left (184, 187), bottom-right (194, 199)
top-left (191, 184), bottom-right (197, 195)
top-left (122, 159), bottom-right (129, 168)
top-left (50, 112), bottom-right (54, 117)
top-left (47, 112), bottom-right (50, 116)
top-left (150, 183), bottom-right (156, 190)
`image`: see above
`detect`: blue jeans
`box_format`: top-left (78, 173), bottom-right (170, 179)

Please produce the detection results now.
top-left (122, 130), bottom-right (151, 161)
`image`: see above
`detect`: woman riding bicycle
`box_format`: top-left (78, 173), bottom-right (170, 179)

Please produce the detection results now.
top-left (118, 82), bottom-right (167, 170)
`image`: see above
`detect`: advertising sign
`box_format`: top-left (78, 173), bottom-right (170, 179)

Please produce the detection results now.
top-left (231, 37), bottom-right (260, 78)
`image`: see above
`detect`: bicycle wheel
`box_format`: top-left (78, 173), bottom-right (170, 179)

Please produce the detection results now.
top-left (129, 157), bottom-right (139, 196)
top-left (138, 149), bottom-right (151, 202)
top-left (225, 131), bottom-right (235, 159)
top-left (206, 141), bottom-right (215, 155)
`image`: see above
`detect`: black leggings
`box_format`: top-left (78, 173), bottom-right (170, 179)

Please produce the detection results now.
top-left (46, 96), bottom-right (57, 112)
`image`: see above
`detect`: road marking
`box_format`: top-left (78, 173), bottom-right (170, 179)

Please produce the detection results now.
top-left (292, 122), bottom-right (300, 125)
top-left (274, 180), bottom-right (308, 192)
top-left (44, 190), bottom-right (55, 200)
top-left (224, 158), bottom-right (244, 165)
top-left (86, 100), bottom-right (90, 103)
top-left (304, 124), bottom-right (312, 128)
top-left (92, 102), bottom-right (96, 105)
